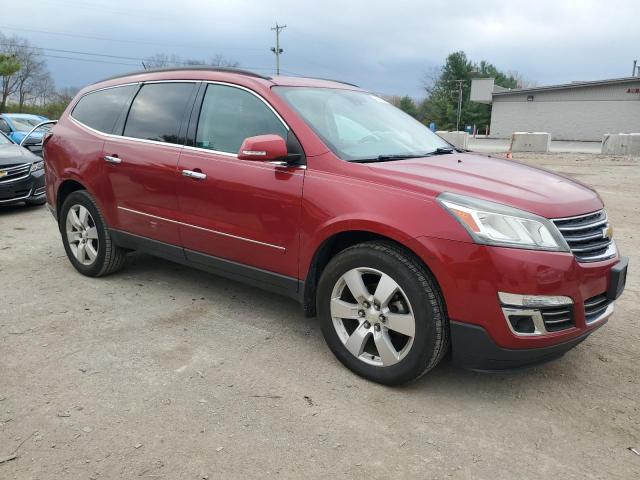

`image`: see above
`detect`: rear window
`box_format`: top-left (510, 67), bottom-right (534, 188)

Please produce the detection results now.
top-left (123, 82), bottom-right (196, 144)
top-left (71, 85), bottom-right (137, 133)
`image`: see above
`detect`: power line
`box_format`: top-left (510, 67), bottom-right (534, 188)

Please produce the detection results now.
top-left (270, 23), bottom-right (286, 75)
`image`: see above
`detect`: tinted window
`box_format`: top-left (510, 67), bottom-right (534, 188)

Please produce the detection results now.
top-left (196, 84), bottom-right (287, 154)
top-left (71, 85), bottom-right (136, 133)
top-left (124, 83), bottom-right (195, 144)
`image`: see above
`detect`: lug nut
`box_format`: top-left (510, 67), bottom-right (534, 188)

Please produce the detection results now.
top-left (373, 303), bottom-right (380, 311)
top-left (379, 314), bottom-right (386, 323)
top-left (358, 309), bottom-right (365, 317)
top-left (363, 321), bottom-right (371, 329)
top-left (363, 301), bottom-right (371, 308)
top-left (374, 324), bottom-right (381, 332)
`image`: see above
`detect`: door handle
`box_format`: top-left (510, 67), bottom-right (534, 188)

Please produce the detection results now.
top-left (181, 169), bottom-right (207, 180)
top-left (104, 155), bottom-right (121, 164)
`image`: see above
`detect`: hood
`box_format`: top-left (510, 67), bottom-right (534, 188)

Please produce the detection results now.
top-left (366, 152), bottom-right (602, 218)
top-left (0, 143), bottom-right (39, 167)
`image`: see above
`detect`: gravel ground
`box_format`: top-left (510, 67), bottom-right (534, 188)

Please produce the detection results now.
top-left (1, 152), bottom-right (638, 479)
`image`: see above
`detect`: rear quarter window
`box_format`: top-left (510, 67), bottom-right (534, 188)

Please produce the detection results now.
top-left (71, 85), bottom-right (137, 134)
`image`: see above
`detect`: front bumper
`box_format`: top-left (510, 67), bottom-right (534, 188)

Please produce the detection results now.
top-left (409, 236), bottom-right (627, 356)
top-left (449, 320), bottom-right (602, 371)
top-left (0, 169), bottom-right (45, 205)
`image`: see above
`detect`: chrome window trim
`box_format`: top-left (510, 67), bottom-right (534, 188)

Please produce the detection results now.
top-left (117, 206), bottom-right (286, 252)
top-left (68, 79), bottom-right (290, 156)
top-left (70, 82), bottom-right (141, 115)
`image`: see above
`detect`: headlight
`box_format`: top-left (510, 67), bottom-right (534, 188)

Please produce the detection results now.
top-left (438, 192), bottom-right (569, 251)
top-left (30, 160), bottom-right (44, 173)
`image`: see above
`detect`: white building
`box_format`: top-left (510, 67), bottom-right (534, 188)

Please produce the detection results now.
top-left (471, 77), bottom-right (640, 141)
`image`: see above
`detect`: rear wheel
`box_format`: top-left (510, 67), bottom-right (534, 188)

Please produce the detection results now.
top-left (59, 190), bottom-right (127, 277)
top-left (317, 242), bottom-right (449, 385)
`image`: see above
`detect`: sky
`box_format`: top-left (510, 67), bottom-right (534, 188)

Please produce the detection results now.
top-left (2, 0), bottom-right (638, 98)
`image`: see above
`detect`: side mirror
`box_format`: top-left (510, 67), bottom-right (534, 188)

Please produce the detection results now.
top-left (237, 135), bottom-right (288, 162)
top-left (22, 136), bottom-right (42, 147)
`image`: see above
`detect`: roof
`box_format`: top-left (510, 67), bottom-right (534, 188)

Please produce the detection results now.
top-left (1, 113), bottom-right (46, 118)
top-left (91, 67), bottom-right (359, 90)
top-left (493, 76), bottom-right (640, 96)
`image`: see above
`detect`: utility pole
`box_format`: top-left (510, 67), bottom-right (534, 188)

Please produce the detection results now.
top-left (454, 79), bottom-right (465, 131)
top-left (270, 23), bottom-right (286, 75)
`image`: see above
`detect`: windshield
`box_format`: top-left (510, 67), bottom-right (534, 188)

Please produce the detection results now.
top-left (8, 117), bottom-right (42, 131)
top-left (274, 87), bottom-right (449, 161)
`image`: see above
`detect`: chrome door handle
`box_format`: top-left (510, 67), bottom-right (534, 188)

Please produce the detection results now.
top-left (104, 155), bottom-right (121, 164)
top-left (181, 169), bottom-right (207, 180)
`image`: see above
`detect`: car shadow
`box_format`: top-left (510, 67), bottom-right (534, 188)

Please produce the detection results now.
top-left (109, 251), bottom-right (578, 396)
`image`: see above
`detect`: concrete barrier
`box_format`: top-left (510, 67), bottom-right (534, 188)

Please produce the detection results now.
top-left (602, 133), bottom-right (640, 155)
top-left (510, 132), bottom-right (551, 152)
top-left (436, 131), bottom-right (469, 149)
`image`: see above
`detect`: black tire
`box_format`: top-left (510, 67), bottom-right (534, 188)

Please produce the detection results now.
top-left (317, 241), bottom-right (449, 385)
top-left (59, 190), bottom-right (127, 277)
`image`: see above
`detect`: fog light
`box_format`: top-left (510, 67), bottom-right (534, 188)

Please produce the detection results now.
top-left (499, 292), bottom-right (573, 336)
top-left (498, 292), bottom-right (573, 308)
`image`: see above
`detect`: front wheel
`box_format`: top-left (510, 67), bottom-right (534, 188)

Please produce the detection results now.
top-left (317, 242), bottom-right (449, 385)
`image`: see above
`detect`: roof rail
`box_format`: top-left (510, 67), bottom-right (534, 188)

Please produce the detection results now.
top-left (302, 76), bottom-right (359, 88)
top-left (93, 66), bottom-right (272, 84)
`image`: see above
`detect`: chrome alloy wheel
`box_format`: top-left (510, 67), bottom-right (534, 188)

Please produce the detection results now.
top-left (330, 267), bottom-right (416, 367)
top-left (65, 204), bottom-right (99, 266)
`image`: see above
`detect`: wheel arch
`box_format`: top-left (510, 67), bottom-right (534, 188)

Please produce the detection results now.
top-left (56, 179), bottom-right (88, 218)
top-left (301, 229), bottom-right (445, 318)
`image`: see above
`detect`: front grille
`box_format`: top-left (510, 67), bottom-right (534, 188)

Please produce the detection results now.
top-left (584, 293), bottom-right (611, 324)
top-left (0, 163), bottom-right (31, 183)
top-left (552, 210), bottom-right (614, 262)
top-left (540, 305), bottom-right (574, 332)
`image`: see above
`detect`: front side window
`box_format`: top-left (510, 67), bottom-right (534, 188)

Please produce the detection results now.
top-left (7, 117), bottom-right (40, 131)
top-left (0, 131), bottom-right (11, 144)
top-left (71, 85), bottom-right (137, 133)
top-left (196, 84), bottom-right (287, 154)
top-left (124, 82), bottom-right (196, 144)
top-left (274, 87), bottom-right (449, 161)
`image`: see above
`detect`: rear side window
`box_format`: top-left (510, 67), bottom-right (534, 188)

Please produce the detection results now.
top-left (124, 82), bottom-right (195, 144)
top-left (196, 84), bottom-right (287, 154)
top-left (71, 85), bottom-right (136, 133)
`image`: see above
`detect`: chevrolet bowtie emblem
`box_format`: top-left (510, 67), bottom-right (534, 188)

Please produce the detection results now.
top-left (603, 225), bottom-right (613, 240)
top-left (0, 170), bottom-right (7, 179)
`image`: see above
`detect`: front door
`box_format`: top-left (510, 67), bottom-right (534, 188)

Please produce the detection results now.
top-left (103, 81), bottom-right (198, 246)
top-left (175, 83), bottom-right (304, 280)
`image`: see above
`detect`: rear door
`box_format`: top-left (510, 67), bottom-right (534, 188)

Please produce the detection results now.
top-left (102, 81), bottom-right (198, 246)
top-left (175, 82), bottom-right (305, 280)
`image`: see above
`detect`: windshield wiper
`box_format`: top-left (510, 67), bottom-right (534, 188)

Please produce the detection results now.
top-left (351, 147), bottom-right (456, 163)
top-left (428, 147), bottom-right (455, 155)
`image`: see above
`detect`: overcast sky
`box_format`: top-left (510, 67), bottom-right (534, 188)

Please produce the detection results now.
top-left (3, 0), bottom-right (638, 97)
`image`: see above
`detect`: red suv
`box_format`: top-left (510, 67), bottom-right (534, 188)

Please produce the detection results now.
top-left (43, 67), bottom-right (628, 384)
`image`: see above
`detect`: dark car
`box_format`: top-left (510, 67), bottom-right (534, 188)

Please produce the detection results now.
top-left (0, 131), bottom-right (46, 206)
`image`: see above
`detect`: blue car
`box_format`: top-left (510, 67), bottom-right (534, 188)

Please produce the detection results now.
top-left (0, 113), bottom-right (49, 144)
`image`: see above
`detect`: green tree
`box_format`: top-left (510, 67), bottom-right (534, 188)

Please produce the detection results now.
top-left (0, 52), bottom-right (21, 112)
top-left (397, 95), bottom-right (418, 118)
top-left (422, 51), bottom-right (524, 132)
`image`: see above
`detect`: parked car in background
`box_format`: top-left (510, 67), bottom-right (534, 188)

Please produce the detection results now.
top-left (0, 113), bottom-right (49, 144)
top-left (0, 130), bottom-right (46, 206)
top-left (43, 68), bottom-right (627, 385)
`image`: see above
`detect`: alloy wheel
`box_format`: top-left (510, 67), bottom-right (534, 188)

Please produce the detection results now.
top-left (65, 204), bottom-right (99, 266)
top-left (330, 267), bottom-right (416, 367)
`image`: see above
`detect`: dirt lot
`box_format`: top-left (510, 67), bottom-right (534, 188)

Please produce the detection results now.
top-left (1, 152), bottom-right (638, 479)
